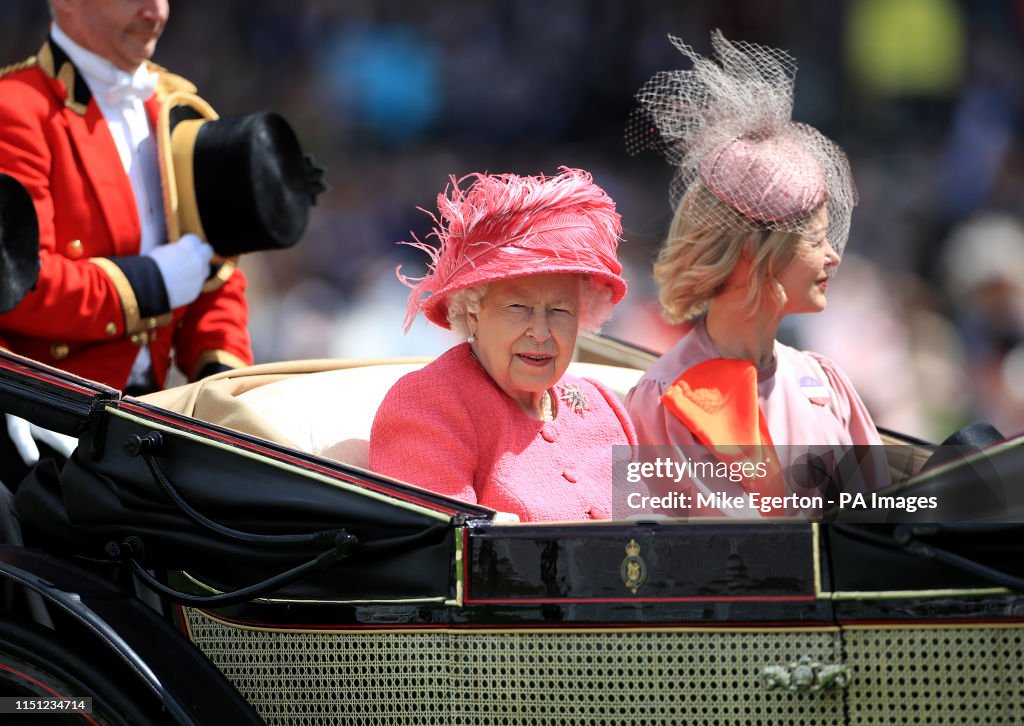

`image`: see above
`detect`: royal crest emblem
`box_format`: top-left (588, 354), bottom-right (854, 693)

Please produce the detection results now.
top-left (620, 539), bottom-right (647, 594)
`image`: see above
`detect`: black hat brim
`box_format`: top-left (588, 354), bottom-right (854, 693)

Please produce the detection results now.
top-left (158, 92), bottom-right (314, 261)
top-left (0, 173), bottom-right (41, 313)
top-left (192, 112), bottom-right (310, 257)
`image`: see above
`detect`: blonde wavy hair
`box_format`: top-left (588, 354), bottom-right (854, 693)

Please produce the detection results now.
top-left (655, 182), bottom-right (816, 323)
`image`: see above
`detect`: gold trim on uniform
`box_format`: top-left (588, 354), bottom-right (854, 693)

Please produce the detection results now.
top-left (105, 322), bottom-right (118, 336)
top-left (50, 343), bottom-right (69, 360)
top-left (37, 42), bottom-right (88, 114)
top-left (0, 55), bottom-right (38, 79)
top-left (55, 62), bottom-right (86, 116)
top-left (153, 89), bottom-right (238, 293)
top-left (191, 349), bottom-right (249, 381)
top-left (170, 118), bottom-right (207, 240)
top-left (155, 91), bottom-right (218, 243)
top-left (146, 62), bottom-right (197, 101)
top-left (90, 257), bottom-right (140, 333)
top-left (88, 258), bottom-right (174, 337)
top-left (37, 43), bottom-right (54, 77)
top-left (201, 258), bottom-right (237, 293)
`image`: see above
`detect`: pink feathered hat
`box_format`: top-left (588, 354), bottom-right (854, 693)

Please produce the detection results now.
top-left (398, 167), bottom-right (627, 331)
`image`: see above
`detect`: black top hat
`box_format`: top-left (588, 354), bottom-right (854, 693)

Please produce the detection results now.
top-left (0, 173), bottom-right (41, 313)
top-left (157, 92), bottom-right (327, 259)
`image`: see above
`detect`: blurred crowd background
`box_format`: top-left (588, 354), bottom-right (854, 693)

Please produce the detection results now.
top-left (4, 0), bottom-right (1024, 441)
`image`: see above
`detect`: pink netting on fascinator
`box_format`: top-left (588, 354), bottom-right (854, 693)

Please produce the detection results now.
top-left (625, 31), bottom-right (857, 256)
top-left (397, 167), bottom-right (626, 331)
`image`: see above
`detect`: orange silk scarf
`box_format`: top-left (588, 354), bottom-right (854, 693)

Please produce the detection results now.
top-left (660, 359), bottom-right (784, 502)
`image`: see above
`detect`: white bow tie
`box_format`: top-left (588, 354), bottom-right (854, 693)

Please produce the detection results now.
top-left (104, 72), bottom-right (158, 106)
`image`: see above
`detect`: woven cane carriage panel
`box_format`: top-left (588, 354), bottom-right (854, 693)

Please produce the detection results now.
top-left (843, 626), bottom-right (1024, 724)
top-left (185, 609), bottom-right (845, 725)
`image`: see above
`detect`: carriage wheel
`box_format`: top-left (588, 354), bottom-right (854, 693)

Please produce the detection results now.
top-left (0, 618), bottom-right (163, 725)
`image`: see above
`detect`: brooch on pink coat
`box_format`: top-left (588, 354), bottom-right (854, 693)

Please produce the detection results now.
top-left (560, 384), bottom-right (588, 415)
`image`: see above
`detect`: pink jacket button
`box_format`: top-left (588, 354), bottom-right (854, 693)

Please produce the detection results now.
top-left (562, 469), bottom-right (577, 483)
top-left (541, 425), bottom-right (556, 443)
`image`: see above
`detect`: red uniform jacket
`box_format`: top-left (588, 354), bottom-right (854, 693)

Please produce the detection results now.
top-left (0, 40), bottom-right (253, 390)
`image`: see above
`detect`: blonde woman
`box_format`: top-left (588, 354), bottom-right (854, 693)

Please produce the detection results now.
top-left (625, 33), bottom-right (881, 455)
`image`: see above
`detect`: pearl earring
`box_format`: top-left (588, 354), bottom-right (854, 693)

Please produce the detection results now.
top-left (467, 334), bottom-right (476, 343)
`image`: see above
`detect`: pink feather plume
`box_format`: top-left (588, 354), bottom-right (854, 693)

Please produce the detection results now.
top-left (397, 167), bottom-right (622, 332)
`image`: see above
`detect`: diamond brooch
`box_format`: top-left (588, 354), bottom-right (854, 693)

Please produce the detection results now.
top-left (560, 384), bottom-right (588, 415)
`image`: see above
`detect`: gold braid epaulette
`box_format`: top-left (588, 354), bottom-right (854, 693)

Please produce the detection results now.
top-left (0, 56), bottom-right (38, 80)
top-left (145, 61), bottom-right (198, 101)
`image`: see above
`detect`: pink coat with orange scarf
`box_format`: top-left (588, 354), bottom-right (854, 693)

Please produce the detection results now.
top-left (627, 318), bottom-right (882, 449)
top-left (625, 318), bottom-right (885, 516)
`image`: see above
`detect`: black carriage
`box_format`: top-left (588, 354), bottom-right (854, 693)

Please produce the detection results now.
top-left (0, 342), bottom-right (1022, 725)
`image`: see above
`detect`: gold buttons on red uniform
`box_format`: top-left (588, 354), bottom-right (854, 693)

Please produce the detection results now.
top-left (65, 239), bottom-right (84, 259)
top-left (50, 343), bottom-right (69, 360)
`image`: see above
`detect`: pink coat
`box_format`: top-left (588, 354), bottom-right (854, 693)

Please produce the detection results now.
top-left (624, 319), bottom-right (886, 517)
top-left (369, 344), bottom-right (637, 522)
top-left (626, 318), bottom-right (882, 448)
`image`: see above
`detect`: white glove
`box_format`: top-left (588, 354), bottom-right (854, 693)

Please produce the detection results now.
top-left (147, 233), bottom-right (214, 310)
top-left (5, 414), bottom-right (76, 467)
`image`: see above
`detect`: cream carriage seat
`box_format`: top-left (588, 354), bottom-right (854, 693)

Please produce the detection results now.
top-left (237, 362), bottom-right (427, 467)
top-left (236, 361), bottom-right (644, 468)
top-left (142, 358), bottom-right (644, 470)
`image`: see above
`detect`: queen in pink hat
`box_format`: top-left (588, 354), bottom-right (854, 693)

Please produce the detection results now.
top-left (623, 33), bottom-right (883, 514)
top-left (368, 167), bottom-right (636, 522)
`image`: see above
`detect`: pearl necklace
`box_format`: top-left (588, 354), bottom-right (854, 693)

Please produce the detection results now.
top-left (541, 390), bottom-right (554, 422)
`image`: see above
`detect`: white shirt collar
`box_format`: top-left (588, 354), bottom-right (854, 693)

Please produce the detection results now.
top-left (50, 21), bottom-right (157, 103)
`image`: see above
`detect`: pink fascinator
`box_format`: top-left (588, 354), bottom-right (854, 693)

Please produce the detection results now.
top-left (397, 167), bottom-right (626, 331)
top-left (626, 31), bottom-right (857, 255)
